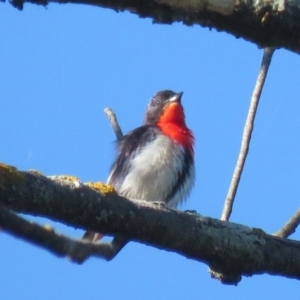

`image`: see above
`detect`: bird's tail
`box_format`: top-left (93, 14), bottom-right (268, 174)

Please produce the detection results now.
top-left (82, 231), bottom-right (104, 242)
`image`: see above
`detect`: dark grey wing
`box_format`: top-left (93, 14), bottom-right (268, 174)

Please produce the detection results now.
top-left (107, 125), bottom-right (159, 191)
top-left (165, 149), bottom-right (194, 203)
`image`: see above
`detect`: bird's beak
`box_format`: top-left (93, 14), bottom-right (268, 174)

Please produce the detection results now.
top-left (168, 92), bottom-right (183, 104)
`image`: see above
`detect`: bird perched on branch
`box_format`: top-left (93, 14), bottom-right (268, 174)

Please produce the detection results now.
top-left (83, 90), bottom-right (195, 242)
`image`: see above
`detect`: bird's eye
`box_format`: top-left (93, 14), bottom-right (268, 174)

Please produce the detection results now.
top-left (149, 98), bottom-right (161, 108)
top-left (151, 99), bottom-right (160, 107)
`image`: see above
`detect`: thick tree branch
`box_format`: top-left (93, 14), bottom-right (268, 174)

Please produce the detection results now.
top-left (1, 163), bottom-right (300, 285)
top-left (221, 47), bottom-right (275, 221)
top-left (8, 0), bottom-right (300, 54)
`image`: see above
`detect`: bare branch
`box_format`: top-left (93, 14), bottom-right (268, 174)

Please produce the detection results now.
top-left (221, 47), bottom-right (275, 222)
top-left (103, 107), bottom-right (126, 252)
top-left (274, 209), bottom-right (300, 239)
top-left (0, 205), bottom-right (127, 262)
top-left (2, 163), bottom-right (300, 284)
top-left (8, 0), bottom-right (300, 54)
top-left (104, 107), bottom-right (123, 141)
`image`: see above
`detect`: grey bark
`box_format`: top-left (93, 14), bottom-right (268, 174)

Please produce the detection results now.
top-left (8, 0), bottom-right (300, 54)
top-left (1, 164), bottom-right (300, 285)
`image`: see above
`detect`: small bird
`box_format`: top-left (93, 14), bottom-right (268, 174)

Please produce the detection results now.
top-left (83, 90), bottom-right (195, 242)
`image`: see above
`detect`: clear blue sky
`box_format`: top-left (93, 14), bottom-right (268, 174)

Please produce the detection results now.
top-left (1, 2), bottom-right (300, 299)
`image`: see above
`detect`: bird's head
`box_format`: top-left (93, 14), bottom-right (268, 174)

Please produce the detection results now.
top-left (144, 90), bottom-right (184, 126)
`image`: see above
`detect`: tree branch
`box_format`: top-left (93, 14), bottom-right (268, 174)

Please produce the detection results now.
top-left (274, 208), bottom-right (300, 239)
top-left (221, 47), bottom-right (275, 221)
top-left (8, 0), bottom-right (300, 54)
top-left (1, 163), bottom-right (300, 285)
top-left (0, 204), bottom-right (127, 262)
top-left (104, 107), bottom-right (123, 141)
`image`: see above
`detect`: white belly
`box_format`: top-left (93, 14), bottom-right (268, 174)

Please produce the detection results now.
top-left (116, 134), bottom-right (194, 208)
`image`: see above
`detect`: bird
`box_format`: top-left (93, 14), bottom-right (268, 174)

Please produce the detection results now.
top-left (83, 90), bottom-right (195, 242)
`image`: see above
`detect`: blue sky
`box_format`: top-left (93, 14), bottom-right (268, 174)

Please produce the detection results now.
top-left (1, 2), bottom-right (300, 299)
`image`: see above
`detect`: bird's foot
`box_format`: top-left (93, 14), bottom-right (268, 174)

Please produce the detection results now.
top-left (184, 209), bottom-right (198, 214)
top-left (152, 201), bottom-right (166, 208)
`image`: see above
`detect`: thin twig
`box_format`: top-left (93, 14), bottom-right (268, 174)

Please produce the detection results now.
top-left (221, 47), bottom-right (276, 221)
top-left (102, 108), bottom-right (125, 251)
top-left (274, 208), bottom-right (300, 238)
top-left (0, 205), bottom-right (127, 263)
top-left (104, 107), bottom-right (123, 141)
